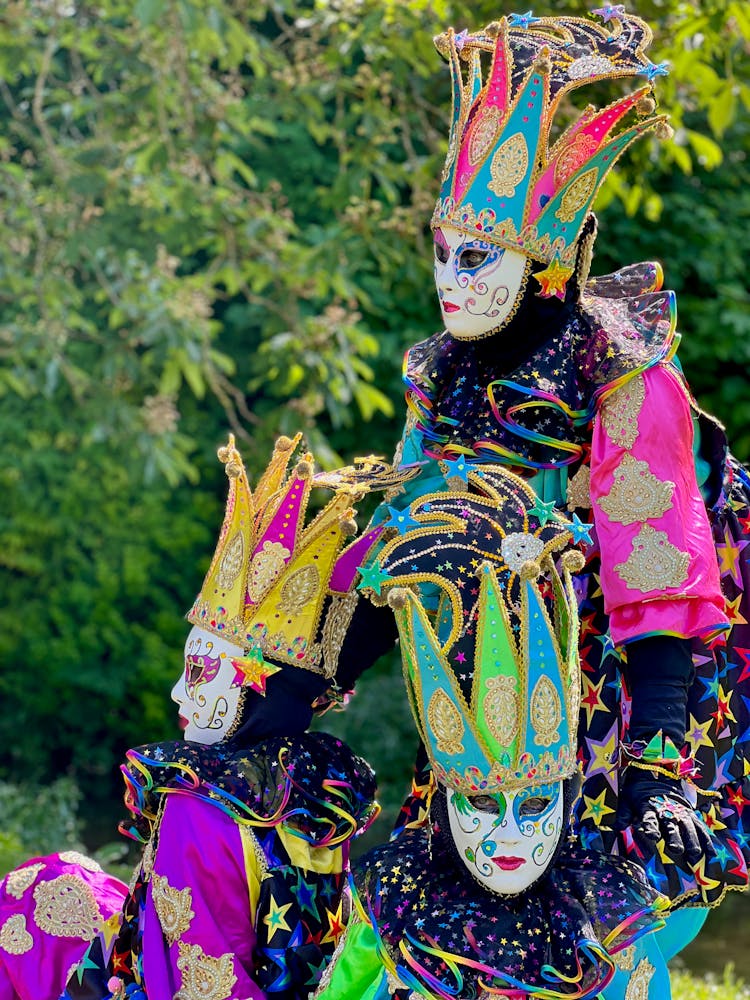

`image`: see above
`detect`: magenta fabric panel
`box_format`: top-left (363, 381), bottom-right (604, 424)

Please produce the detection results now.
top-left (143, 793), bottom-right (265, 999)
top-left (591, 364), bottom-right (728, 645)
top-left (0, 854), bottom-right (127, 1000)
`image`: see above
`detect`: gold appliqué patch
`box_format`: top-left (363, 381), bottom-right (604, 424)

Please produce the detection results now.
top-left (5, 862), bottom-right (45, 899)
top-left (247, 540), bottom-right (289, 602)
top-left (59, 852), bottom-right (102, 872)
top-left (566, 464), bottom-right (591, 510)
top-left (278, 564), bottom-right (320, 615)
top-left (625, 957), bottom-right (655, 1000)
top-left (175, 941), bottom-right (237, 1000)
top-left (531, 675), bottom-right (562, 747)
top-left (216, 531), bottom-right (245, 590)
top-left (615, 524), bottom-right (690, 592)
top-left (151, 872), bottom-right (195, 946)
top-left (428, 689), bottom-right (465, 755)
top-left (613, 945), bottom-right (636, 972)
top-left (600, 374), bottom-right (645, 450)
top-left (554, 132), bottom-right (598, 188)
top-left (0, 914), bottom-right (34, 955)
top-left (483, 675), bottom-right (519, 746)
top-left (33, 874), bottom-right (100, 940)
top-left (468, 106), bottom-right (501, 165)
top-left (556, 167), bottom-right (597, 222)
top-left (488, 133), bottom-right (529, 198)
top-left (597, 454), bottom-right (674, 525)
top-left (321, 591), bottom-right (359, 678)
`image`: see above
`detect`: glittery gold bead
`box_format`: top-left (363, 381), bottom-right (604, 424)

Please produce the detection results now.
top-left (636, 95), bottom-right (656, 115)
top-left (275, 435), bottom-right (294, 452)
top-left (340, 517), bottom-right (358, 538)
top-left (520, 559), bottom-right (541, 580)
top-left (485, 20), bottom-right (503, 38)
top-left (562, 549), bottom-right (586, 573)
top-left (225, 460), bottom-right (242, 479)
top-left (388, 588), bottom-right (409, 610)
top-left (295, 459), bottom-right (313, 477)
top-left (655, 119), bottom-right (674, 141)
top-left (533, 47), bottom-right (552, 75)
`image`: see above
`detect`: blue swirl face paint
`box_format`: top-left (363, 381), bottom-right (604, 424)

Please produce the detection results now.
top-left (433, 225), bottom-right (529, 340)
top-left (447, 782), bottom-right (564, 894)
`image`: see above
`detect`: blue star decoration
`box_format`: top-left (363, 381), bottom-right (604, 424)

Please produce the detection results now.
top-left (508, 11), bottom-right (542, 28)
top-left (528, 497), bottom-right (558, 526)
top-left (441, 454), bottom-right (470, 485)
top-left (569, 513), bottom-right (594, 545)
top-left (638, 60), bottom-right (669, 80)
top-left (384, 504), bottom-right (421, 534)
top-left (356, 562), bottom-right (391, 595)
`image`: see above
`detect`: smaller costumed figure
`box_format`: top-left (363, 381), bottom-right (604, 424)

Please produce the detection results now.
top-left (316, 465), bottom-right (670, 1000)
top-left (0, 434), bottom-right (413, 1000)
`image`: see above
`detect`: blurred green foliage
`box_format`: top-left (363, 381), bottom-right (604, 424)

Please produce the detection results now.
top-left (0, 0), bottom-right (748, 858)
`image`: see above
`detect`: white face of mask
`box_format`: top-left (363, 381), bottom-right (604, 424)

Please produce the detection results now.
top-left (446, 783), bottom-right (565, 894)
top-left (171, 626), bottom-right (245, 744)
top-left (433, 226), bottom-right (529, 339)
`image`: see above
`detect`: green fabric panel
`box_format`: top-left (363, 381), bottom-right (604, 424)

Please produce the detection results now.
top-left (317, 921), bottom-right (389, 1000)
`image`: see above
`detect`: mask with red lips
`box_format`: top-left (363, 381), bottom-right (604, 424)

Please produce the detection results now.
top-left (434, 225), bottom-right (530, 340)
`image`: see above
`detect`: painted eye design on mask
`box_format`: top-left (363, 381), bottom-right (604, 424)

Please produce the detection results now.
top-left (470, 794), bottom-right (501, 813)
top-left (518, 796), bottom-right (552, 818)
top-left (457, 247), bottom-right (491, 271)
top-left (185, 652), bottom-right (222, 693)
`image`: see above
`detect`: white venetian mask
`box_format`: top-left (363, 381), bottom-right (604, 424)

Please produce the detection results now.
top-left (446, 783), bottom-right (565, 894)
top-left (171, 625), bottom-right (246, 744)
top-left (433, 225), bottom-right (529, 339)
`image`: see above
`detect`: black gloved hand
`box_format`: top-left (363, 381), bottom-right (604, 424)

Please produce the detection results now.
top-left (616, 766), bottom-right (712, 866)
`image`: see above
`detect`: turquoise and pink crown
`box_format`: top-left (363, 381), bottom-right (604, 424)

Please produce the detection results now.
top-left (432, 8), bottom-right (670, 295)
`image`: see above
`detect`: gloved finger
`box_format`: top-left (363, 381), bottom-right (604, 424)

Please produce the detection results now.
top-left (693, 817), bottom-right (714, 858)
top-left (636, 808), bottom-right (660, 842)
top-left (678, 818), bottom-right (703, 867)
top-left (659, 818), bottom-right (685, 861)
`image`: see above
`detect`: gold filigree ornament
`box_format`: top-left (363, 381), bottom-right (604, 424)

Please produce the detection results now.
top-left (5, 862), bottom-right (45, 899)
top-left (215, 531), bottom-right (245, 590)
top-left (151, 872), bottom-right (195, 946)
top-left (468, 105), bottom-right (501, 165)
top-left (33, 874), bottom-right (100, 940)
top-left (428, 689), bottom-right (465, 756)
top-left (246, 540), bottom-right (290, 603)
top-left (488, 133), bottom-right (529, 198)
top-left (321, 591), bottom-right (359, 678)
top-left (531, 674), bottom-right (562, 748)
top-left (58, 852), bottom-right (102, 872)
top-left (600, 374), bottom-right (645, 450)
top-left (555, 167), bottom-right (598, 223)
top-left (483, 675), bottom-right (520, 746)
top-left (624, 957), bottom-right (655, 1000)
top-left (553, 132), bottom-right (598, 188)
top-left (597, 453), bottom-right (674, 525)
top-left (615, 524), bottom-right (690, 593)
top-left (566, 464), bottom-right (591, 510)
top-left (0, 914), bottom-right (33, 955)
top-left (175, 941), bottom-right (237, 1000)
top-left (278, 564), bottom-right (321, 615)
top-left (613, 945), bottom-right (636, 972)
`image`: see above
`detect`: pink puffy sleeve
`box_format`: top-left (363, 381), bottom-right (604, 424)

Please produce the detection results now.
top-left (590, 363), bottom-right (728, 646)
top-left (142, 793), bottom-right (267, 999)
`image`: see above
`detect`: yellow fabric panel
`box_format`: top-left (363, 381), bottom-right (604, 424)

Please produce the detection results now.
top-left (277, 826), bottom-right (344, 874)
top-left (238, 824), bottom-right (267, 924)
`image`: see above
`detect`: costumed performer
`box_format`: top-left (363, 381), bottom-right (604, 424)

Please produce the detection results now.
top-left (317, 464), bottom-right (670, 999)
top-left (0, 434), bottom-right (412, 1000)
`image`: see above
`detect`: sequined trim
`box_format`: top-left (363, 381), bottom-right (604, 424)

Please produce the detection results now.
top-left (0, 914), bottom-right (33, 955)
top-left (428, 689), bottom-right (465, 756)
top-left (33, 874), bottom-right (100, 939)
top-left (600, 374), bottom-right (645, 450)
top-left (597, 453), bottom-right (674, 525)
top-left (625, 957), bottom-right (655, 1000)
top-left (151, 872), bottom-right (195, 946)
top-left (531, 675), bottom-right (562, 748)
top-left (566, 464), bottom-right (591, 511)
top-left (5, 862), bottom-right (45, 899)
top-left (322, 591), bottom-right (359, 679)
top-left (175, 941), bottom-right (237, 1000)
top-left (59, 851), bottom-right (102, 872)
top-left (615, 524), bottom-right (690, 592)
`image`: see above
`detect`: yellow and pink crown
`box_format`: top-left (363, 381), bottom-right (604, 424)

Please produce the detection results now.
top-left (432, 8), bottom-right (670, 297)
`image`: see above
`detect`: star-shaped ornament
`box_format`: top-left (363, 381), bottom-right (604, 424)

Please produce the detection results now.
top-left (232, 647), bottom-right (281, 695)
top-left (528, 496), bottom-right (558, 526)
top-left (384, 504), bottom-right (421, 535)
top-left (569, 513), bottom-right (594, 545)
top-left (639, 60), bottom-right (669, 81)
top-left (356, 561), bottom-right (391, 595)
top-left (590, 3), bottom-right (626, 21)
top-left (441, 454), bottom-right (470, 485)
top-left (534, 257), bottom-right (574, 300)
top-left (508, 11), bottom-right (542, 28)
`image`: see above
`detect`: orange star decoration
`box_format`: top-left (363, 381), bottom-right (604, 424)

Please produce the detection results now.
top-left (533, 256), bottom-right (574, 300)
top-left (231, 647), bottom-right (281, 695)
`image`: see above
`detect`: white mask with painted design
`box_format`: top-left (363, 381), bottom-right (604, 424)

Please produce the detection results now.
top-left (433, 225), bottom-right (529, 339)
top-left (446, 783), bottom-right (565, 894)
top-left (171, 625), bottom-right (245, 744)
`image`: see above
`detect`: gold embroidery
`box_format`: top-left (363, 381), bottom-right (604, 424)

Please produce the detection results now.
top-left (175, 941), bottom-right (237, 1000)
top-left (321, 592), bottom-right (359, 678)
top-left (625, 957), bottom-right (655, 1000)
top-left (5, 862), bottom-right (45, 899)
top-left (566, 465), bottom-right (591, 510)
top-left (600, 374), bottom-right (645, 450)
top-left (597, 454), bottom-right (674, 525)
top-left (0, 914), bottom-right (33, 955)
top-left (216, 531), bottom-right (245, 590)
top-left (488, 133), bottom-right (529, 198)
top-left (428, 689), bottom-right (465, 755)
top-left (483, 675), bottom-right (519, 746)
top-left (613, 945), bottom-right (636, 972)
top-left (531, 675), bottom-right (562, 748)
top-left (615, 524), bottom-right (690, 592)
top-left (247, 540), bottom-right (289, 602)
top-left (468, 106), bottom-right (501, 165)
top-left (33, 874), bottom-right (100, 940)
top-left (554, 132), bottom-right (598, 188)
top-left (58, 852), bottom-right (102, 873)
top-left (151, 872), bottom-right (195, 946)
top-left (556, 167), bottom-right (598, 222)
top-left (277, 564), bottom-right (320, 615)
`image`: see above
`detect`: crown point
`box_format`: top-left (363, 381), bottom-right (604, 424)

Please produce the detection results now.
top-left (520, 559), bottom-right (541, 580)
top-left (561, 549), bottom-right (586, 574)
top-left (636, 94), bottom-right (656, 115)
top-left (388, 588), bottom-right (409, 610)
top-left (655, 118), bottom-right (674, 141)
